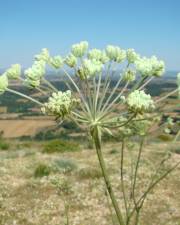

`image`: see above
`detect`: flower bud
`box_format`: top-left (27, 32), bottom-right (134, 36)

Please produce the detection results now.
top-left (88, 49), bottom-right (109, 64)
top-left (24, 60), bottom-right (46, 88)
top-left (126, 49), bottom-right (140, 64)
top-left (77, 59), bottom-right (103, 79)
top-left (65, 54), bottom-right (77, 68)
top-left (0, 74), bottom-right (8, 94)
top-left (5, 64), bottom-right (21, 79)
top-left (126, 90), bottom-right (155, 113)
top-left (123, 69), bottom-right (136, 82)
top-left (71, 41), bottom-right (88, 57)
top-left (49, 56), bottom-right (63, 69)
top-left (106, 45), bottom-right (126, 63)
top-left (24, 79), bottom-right (40, 88)
top-left (41, 90), bottom-right (79, 118)
top-left (135, 56), bottom-right (165, 77)
top-left (35, 48), bottom-right (50, 62)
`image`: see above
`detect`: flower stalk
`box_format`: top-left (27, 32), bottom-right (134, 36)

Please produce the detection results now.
top-left (91, 125), bottom-right (125, 225)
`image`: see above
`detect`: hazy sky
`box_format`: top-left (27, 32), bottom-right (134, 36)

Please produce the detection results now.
top-left (0, 0), bottom-right (180, 70)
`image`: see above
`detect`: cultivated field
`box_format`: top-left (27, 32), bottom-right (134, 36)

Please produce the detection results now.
top-left (0, 118), bottom-right (55, 138)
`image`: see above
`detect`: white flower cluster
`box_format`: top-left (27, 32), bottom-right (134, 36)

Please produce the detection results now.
top-left (135, 56), bottom-right (165, 77)
top-left (126, 49), bottom-right (140, 64)
top-left (88, 49), bottom-right (109, 64)
top-left (35, 48), bottom-right (50, 62)
top-left (65, 54), bottom-right (77, 68)
top-left (71, 41), bottom-right (89, 57)
top-left (5, 64), bottom-right (21, 79)
top-left (41, 90), bottom-right (79, 118)
top-left (0, 74), bottom-right (8, 94)
top-left (123, 69), bottom-right (136, 82)
top-left (78, 59), bottom-right (103, 79)
top-left (49, 56), bottom-right (63, 69)
top-left (127, 90), bottom-right (155, 113)
top-left (106, 45), bottom-right (126, 63)
top-left (24, 60), bottom-right (46, 88)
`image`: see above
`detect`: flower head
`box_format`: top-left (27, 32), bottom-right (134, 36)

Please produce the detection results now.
top-left (123, 69), bottom-right (136, 82)
top-left (88, 49), bottom-right (109, 64)
top-left (77, 59), bottom-right (103, 79)
top-left (135, 56), bottom-right (165, 77)
top-left (126, 90), bottom-right (155, 113)
top-left (65, 54), bottom-right (77, 68)
top-left (106, 45), bottom-right (126, 63)
top-left (48, 56), bottom-right (63, 69)
top-left (126, 49), bottom-right (140, 64)
top-left (0, 74), bottom-right (8, 94)
top-left (35, 48), bottom-right (50, 62)
top-left (71, 41), bottom-right (88, 57)
top-left (24, 60), bottom-right (46, 88)
top-left (41, 90), bottom-right (79, 118)
top-left (5, 64), bottom-right (21, 79)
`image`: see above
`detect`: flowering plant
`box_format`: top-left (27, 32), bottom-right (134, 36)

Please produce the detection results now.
top-left (0, 41), bottom-right (179, 225)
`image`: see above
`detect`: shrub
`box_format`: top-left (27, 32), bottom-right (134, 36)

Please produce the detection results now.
top-left (109, 148), bottom-right (118, 154)
top-left (43, 139), bottom-right (80, 154)
top-left (77, 166), bottom-right (102, 179)
top-left (53, 158), bottom-right (77, 173)
top-left (34, 163), bottom-right (51, 178)
top-left (157, 134), bottom-right (173, 142)
top-left (0, 140), bottom-right (10, 150)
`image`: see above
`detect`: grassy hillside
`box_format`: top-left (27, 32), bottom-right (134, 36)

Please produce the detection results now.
top-left (0, 139), bottom-right (179, 225)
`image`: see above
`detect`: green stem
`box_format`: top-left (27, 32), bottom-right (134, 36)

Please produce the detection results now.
top-left (92, 126), bottom-right (125, 225)
top-left (134, 210), bottom-right (140, 225)
top-left (131, 137), bottom-right (144, 211)
top-left (105, 190), bottom-right (117, 225)
top-left (128, 161), bottom-right (180, 221)
top-left (173, 129), bottom-right (180, 142)
top-left (120, 139), bottom-right (128, 221)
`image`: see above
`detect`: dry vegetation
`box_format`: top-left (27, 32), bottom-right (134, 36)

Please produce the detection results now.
top-left (0, 139), bottom-right (179, 225)
top-left (0, 119), bottom-right (55, 138)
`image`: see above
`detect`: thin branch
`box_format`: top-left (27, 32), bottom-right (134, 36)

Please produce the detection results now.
top-left (6, 88), bottom-right (43, 106)
top-left (155, 88), bottom-right (178, 103)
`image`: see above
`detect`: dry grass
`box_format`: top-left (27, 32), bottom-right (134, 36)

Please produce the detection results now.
top-left (0, 119), bottom-right (55, 138)
top-left (0, 141), bottom-right (179, 225)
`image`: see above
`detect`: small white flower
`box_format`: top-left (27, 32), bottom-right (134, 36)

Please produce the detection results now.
top-left (126, 49), bottom-right (140, 64)
top-left (35, 48), bottom-right (50, 62)
top-left (24, 60), bottom-right (46, 88)
top-left (71, 41), bottom-right (89, 57)
top-left (48, 56), bottom-right (63, 69)
top-left (5, 64), bottom-right (21, 79)
top-left (88, 49), bottom-right (109, 64)
top-left (106, 45), bottom-right (126, 63)
top-left (123, 69), bottom-right (136, 82)
top-left (42, 90), bottom-right (79, 118)
top-left (65, 54), bottom-right (77, 68)
top-left (0, 74), bottom-right (8, 94)
top-left (78, 59), bottom-right (103, 79)
top-left (127, 90), bottom-right (155, 113)
top-left (135, 56), bottom-right (165, 77)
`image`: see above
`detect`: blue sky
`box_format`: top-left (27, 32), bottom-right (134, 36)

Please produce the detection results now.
top-left (0, 0), bottom-right (180, 70)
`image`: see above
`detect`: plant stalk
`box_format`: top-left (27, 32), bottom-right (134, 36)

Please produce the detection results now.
top-left (92, 126), bottom-right (125, 225)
